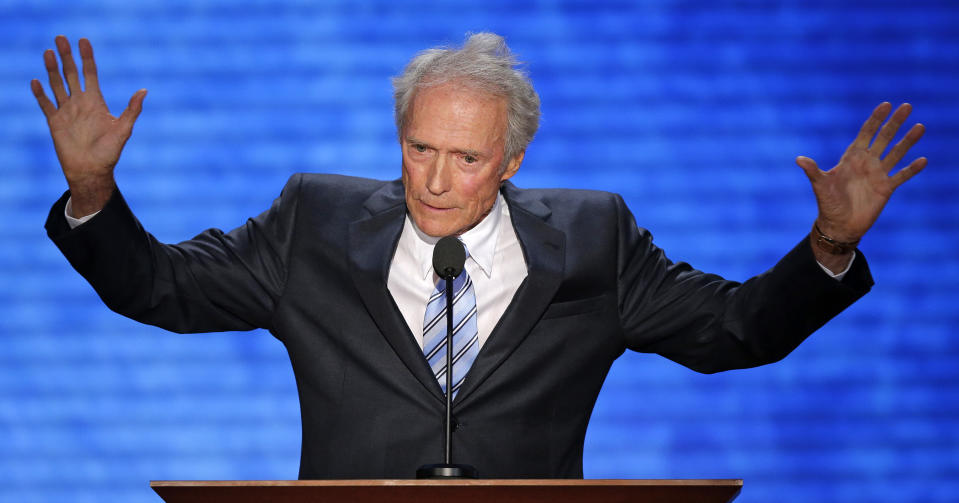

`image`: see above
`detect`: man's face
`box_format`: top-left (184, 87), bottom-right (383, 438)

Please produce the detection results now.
top-left (401, 83), bottom-right (523, 237)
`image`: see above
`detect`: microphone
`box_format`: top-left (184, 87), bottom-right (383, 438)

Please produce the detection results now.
top-left (417, 236), bottom-right (479, 479)
top-left (432, 235), bottom-right (466, 278)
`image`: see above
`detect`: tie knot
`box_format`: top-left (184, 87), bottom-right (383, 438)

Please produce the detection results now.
top-left (455, 239), bottom-right (470, 285)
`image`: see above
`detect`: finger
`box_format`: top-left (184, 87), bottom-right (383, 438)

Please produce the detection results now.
top-left (78, 38), bottom-right (101, 95)
top-left (889, 157), bottom-right (927, 189)
top-left (851, 102), bottom-right (892, 150)
top-left (55, 35), bottom-right (81, 96)
top-left (881, 123), bottom-right (925, 173)
top-left (870, 103), bottom-right (912, 154)
top-left (31, 79), bottom-right (57, 119)
top-left (44, 48), bottom-right (68, 106)
top-left (118, 89), bottom-right (148, 133)
top-left (796, 156), bottom-right (822, 183)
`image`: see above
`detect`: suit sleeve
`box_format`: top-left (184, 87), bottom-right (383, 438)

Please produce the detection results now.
top-left (614, 195), bottom-right (874, 373)
top-left (44, 174), bottom-right (303, 333)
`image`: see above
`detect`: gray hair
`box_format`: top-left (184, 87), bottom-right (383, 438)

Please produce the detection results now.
top-left (392, 32), bottom-right (541, 165)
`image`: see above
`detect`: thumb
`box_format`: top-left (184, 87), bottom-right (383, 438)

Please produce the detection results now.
top-left (119, 88), bottom-right (147, 132)
top-left (795, 155), bottom-right (821, 183)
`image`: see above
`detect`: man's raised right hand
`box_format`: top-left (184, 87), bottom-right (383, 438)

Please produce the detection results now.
top-left (31, 35), bottom-right (147, 217)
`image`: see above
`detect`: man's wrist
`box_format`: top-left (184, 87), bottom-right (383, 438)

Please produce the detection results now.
top-left (810, 222), bottom-right (857, 276)
top-left (813, 221), bottom-right (860, 255)
top-left (64, 197), bottom-right (100, 229)
top-left (66, 176), bottom-right (116, 218)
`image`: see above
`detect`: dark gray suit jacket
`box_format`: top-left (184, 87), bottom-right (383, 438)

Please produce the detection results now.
top-left (45, 173), bottom-right (873, 479)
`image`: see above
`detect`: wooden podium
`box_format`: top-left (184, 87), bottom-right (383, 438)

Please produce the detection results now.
top-left (151, 479), bottom-right (742, 502)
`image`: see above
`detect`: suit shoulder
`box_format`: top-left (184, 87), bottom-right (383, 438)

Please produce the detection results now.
top-left (280, 173), bottom-right (396, 205)
top-left (514, 187), bottom-right (625, 215)
top-left (287, 173), bottom-right (389, 194)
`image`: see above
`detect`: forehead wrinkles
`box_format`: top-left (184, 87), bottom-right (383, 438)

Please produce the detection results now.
top-left (407, 84), bottom-right (507, 154)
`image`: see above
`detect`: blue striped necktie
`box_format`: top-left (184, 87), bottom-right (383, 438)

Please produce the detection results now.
top-left (422, 248), bottom-right (479, 398)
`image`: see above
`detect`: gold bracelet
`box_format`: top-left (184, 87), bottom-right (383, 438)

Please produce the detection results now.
top-left (813, 222), bottom-right (859, 255)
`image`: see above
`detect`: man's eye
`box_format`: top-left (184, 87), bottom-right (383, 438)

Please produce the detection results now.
top-left (413, 144), bottom-right (427, 153)
top-left (463, 155), bottom-right (477, 164)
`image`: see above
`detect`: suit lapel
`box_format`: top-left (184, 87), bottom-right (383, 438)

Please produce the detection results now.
top-left (348, 181), bottom-right (446, 404)
top-left (347, 180), bottom-right (566, 406)
top-left (453, 182), bottom-right (566, 405)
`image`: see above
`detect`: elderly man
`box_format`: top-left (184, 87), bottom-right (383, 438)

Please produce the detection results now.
top-left (34, 33), bottom-right (924, 479)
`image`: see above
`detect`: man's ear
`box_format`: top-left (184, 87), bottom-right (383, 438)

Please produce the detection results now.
top-left (500, 151), bottom-right (525, 181)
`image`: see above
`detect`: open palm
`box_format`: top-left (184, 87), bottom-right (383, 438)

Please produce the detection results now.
top-left (797, 102), bottom-right (926, 243)
top-left (31, 36), bottom-right (146, 216)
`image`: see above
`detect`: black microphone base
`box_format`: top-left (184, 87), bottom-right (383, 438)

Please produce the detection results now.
top-left (416, 463), bottom-right (479, 479)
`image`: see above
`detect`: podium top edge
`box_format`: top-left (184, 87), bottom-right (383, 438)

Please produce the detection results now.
top-left (150, 479), bottom-right (743, 488)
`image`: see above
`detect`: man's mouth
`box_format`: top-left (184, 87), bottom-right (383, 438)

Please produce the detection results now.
top-left (421, 200), bottom-right (453, 211)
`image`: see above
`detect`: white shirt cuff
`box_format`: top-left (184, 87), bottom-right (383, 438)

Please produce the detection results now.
top-left (64, 197), bottom-right (100, 229)
top-left (816, 251), bottom-right (856, 281)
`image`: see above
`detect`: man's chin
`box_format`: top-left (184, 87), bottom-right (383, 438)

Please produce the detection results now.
top-left (411, 214), bottom-right (460, 238)
top-left (420, 224), bottom-right (460, 238)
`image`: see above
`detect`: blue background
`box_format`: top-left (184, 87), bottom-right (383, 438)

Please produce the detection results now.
top-left (2, 1), bottom-right (958, 502)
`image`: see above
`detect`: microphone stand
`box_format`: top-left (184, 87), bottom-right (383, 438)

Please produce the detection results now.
top-left (442, 269), bottom-right (455, 464)
top-left (416, 264), bottom-right (478, 479)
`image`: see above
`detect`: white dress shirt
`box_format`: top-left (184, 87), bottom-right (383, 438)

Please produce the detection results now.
top-left (387, 193), bottom-right (528, 349)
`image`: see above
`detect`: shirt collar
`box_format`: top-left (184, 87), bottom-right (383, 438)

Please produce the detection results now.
top-left (407, 192), bottom-right (504, 280)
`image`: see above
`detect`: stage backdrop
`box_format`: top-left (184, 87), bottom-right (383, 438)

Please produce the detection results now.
top-left (2, 1), bottom-right (957, 502)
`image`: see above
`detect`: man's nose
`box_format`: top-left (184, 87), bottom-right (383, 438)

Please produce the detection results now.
top-left (425, 154), bottom-right (451, 195)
